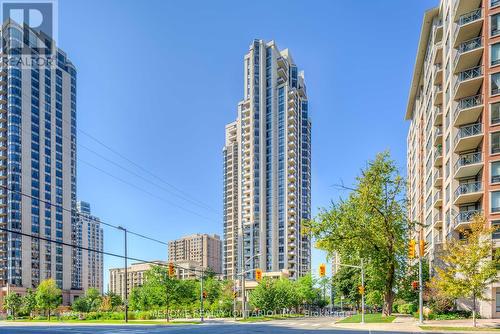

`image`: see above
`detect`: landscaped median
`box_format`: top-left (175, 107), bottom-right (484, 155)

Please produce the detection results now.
top-left (337, 313), bottom-right (396, 323)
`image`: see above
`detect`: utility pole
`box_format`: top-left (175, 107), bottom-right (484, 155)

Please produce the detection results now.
top-left (200, 269), bottom-right (204, 322)
top-left (361, 258), bottom-right (365, 324)
top-left (118, 226), bottom-right (128, 323)
top-left (418, 237), bottom-right (424, 325)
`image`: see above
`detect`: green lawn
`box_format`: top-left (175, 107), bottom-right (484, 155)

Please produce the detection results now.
top-left (338, 313), bottom-right (395, 323)
top-left (8, 319), bottom-right (201, 325)
top-left (420, 326), bottom-right (500, 332)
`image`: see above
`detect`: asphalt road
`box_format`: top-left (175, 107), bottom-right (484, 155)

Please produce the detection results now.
top-left (0, 317), bottom-right (453, 334)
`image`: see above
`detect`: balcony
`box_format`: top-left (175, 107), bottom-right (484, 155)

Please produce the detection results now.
top-left (453, 209), bottom-right (482, 231)
top-left (454, 9), bottom-right (483, 47)
top-left (453, 94), bottom-right (483, 127)
top-left (434, 127), bottom-right (443, 146)
top-left (454, 0), bottom-right (482, 19)
top-left (453, 182), bottom-right (483, 205)
top-left (434, 169), bottom-right (443, 187)
top-left (454, 37), bottom-right (483, 73)
top-left (434, 63), bottom-right (443, 84)
top-left (434, 84), bottom-right (443, 105)
top-left (433, 191), bottom-right (443, 208)
top-left (433, 42), bottom-right (443, 64)
top-left (454, 152), bottom-right (483, 179)
top-left (453, 123), bottom-right (482, 153)
top-left (434, 212), bottom-right (443, 227)
top-left (434, 106), bottom-right (443, 125)
top-left (434, 20), bottom-right (443, 43)
top-left (454, 66), bottom-right (483, 100)
top-left (434, 146), bottom-right (443, 167)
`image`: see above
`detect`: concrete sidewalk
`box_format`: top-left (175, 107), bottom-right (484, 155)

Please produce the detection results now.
top-left (333, 315), bottom-right (500, 332)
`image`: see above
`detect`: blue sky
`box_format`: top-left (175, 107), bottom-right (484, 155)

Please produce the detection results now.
top-left (57, 0), bottom-right (436, 288)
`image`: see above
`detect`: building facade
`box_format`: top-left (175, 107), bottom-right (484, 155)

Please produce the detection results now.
top-left (223, 40), bottom-right (311, 281)
top-left (72, 201), bottom-right (103, 294)
top-left (406, 0), bottom-right (500, 318)
top-left (108, 261), bottom-right (166, 300)
top-left (0, 20), bottom-right (78, 305)
top-left (167, 233), bottom-right (222, 273)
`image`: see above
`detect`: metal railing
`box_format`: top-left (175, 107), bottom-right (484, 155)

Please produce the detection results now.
top-left (454, 37), bottom-right (482, 67)
top-left (454, 209), bottom-right (482, 227)
top-left (434, 169), bottom-right (442, 181)
top-left (434, 146), bottom-right (443, 159)
top-left (454, 181), bottom-right (482, 198)
top-left (458, 8), bottom-right (482, 26)
top-left (434, 212), bottom-right (443, 223)
top-left (454, 95), bottom-right (482, 120)
top-left (454, 152), bottom-right (482, 170)
top-left (454, 123), bottom-right (482, 145)
top-left (434, 191), bottom-right (442, 203)
top-left (454, 66), bottom-right (482, 92)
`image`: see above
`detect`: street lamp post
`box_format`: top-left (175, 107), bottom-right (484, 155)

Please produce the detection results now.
top-left (240, 253), bottom-right (260, 319)
top-left (117, 226), bottom-right (128, 323)
top-left (334, 259), bottom-right (365, 324)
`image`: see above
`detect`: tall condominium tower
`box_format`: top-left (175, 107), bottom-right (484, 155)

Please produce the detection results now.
top-left (168, 233), bottom-right (222, 273)
top-left (223, 40), bottom-right (311, 280)
top-left (406, 0), bottom-right (500, 318)
top-left (0, 20), bottom-right (78, 304)
top-left (73, 201), bottom-right (103, 294)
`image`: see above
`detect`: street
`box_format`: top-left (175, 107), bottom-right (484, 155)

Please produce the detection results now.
top-left (0, 317), bottom-right (470, 334)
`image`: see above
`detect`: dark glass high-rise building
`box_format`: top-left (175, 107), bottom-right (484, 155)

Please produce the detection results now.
top-left (0, 20), bottom-right (78, 304)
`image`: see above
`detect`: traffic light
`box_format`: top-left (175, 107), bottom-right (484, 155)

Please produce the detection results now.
top-left (202, 291), bottom-right (207, 299)
top-left (419, 239), bottom-right (425, 257)
top-left (411, 281), bottom-right (419, 291)
top-left (255, 268), bottom-right (263, 282)
top-left (168, 262), bottom-right (175, 277)
top-left (358, 285), bottom-right (365, 295)
top-left (408, 239), bottom-right (416, 259)
top-left (319, 263), bottom-right (326, 277)
top-left (233, 291), bottom-right (237, 299)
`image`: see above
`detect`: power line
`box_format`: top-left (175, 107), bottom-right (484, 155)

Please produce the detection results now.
top-left (0, 183), bottom-right (168, 247)
top-left (0, 226), bottom-right (222, 275)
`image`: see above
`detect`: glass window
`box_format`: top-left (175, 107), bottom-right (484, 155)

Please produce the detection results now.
top-left (494, 0), bottom-right (500, 8)
top-left (493, 221), bottom-right (500, 240)
top-left (493, 132), bottom-right (500, 154)
top-left (492, 191), bottom-right (500, 213)
top-left (493, 103), bottom-right (500, 125)
top-left (493, 161), bottom-right (500, 184)
top-left (493, 44), bottom-right (500, 66)
top-left (492, 73), bottom-right (500, 96)
top-left (493, 14), bottom-right (500, 37)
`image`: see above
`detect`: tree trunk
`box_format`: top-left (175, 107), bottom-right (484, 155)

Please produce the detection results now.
top-left (47, 309), bottom-right (50, 321)
top-left (472, 296), bottom-right (477, 328)
top-left (382, 263), bottom-right (396, 316)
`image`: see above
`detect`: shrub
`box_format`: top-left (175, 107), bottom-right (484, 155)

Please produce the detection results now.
top-left (397, 303), bottom-right (417, 314)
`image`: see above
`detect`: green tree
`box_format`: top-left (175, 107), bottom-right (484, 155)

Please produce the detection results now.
top-left (21, 289), bottom-right (37, 318)
top-left (295, 273), bottom-right (321, 306)
top-left (4, 292), bottom-right (22, 319)
top-left (250, 278), bottom-right (298, 312)
top-left (35, 278), bottom-right (62, 321)
top-left (332, 266), bottom-right (362, 309)
top-left (85, 288), bottom-right (102, 312)
top-left (431, 214), bottom-right (500, 327)
top-left (106, 292), bottom-right (122, 311)
top-left (396, 260), bottom-right (429, 304)
top-left (307, 152), bottom-right (407, 316)
top-left (71, 297), bottom-right (90, 313)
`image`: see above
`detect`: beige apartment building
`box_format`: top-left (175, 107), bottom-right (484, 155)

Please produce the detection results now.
top-left (108, 261), bottom-right (166, 300)
top-left (406, 0), bottom-right (500, 318)
top-left (223, 40), bottom-right (312, 281)
top-left (167, 233), bottom-right (222, 273)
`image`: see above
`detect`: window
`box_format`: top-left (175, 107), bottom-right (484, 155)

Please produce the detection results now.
top-left (493, 161), bottom-right (500, 184)
top-left (494, 0), bottom-right (500, 9)
top-left (493, 44), bottom-right (500, 67)
top-left (492, 73), bottom-right (500, 96)
top-left (493, 14), bottom-right (500, 37)
top-left (493, 221), bottom-right (500, 239)
top-left (493, 132), bottom-right (500, 154)
top-left (492, 191), bottom-right (500, 213)
top-left (493, 103), bottom-right (500, 125)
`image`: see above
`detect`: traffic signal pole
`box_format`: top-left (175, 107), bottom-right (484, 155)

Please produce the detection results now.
top-left (361, 259), bottom-right (365, 324)
top-left (418, 238), bottom-right (424, 325)
top-left (200, 270), bottom-right (204, 322)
